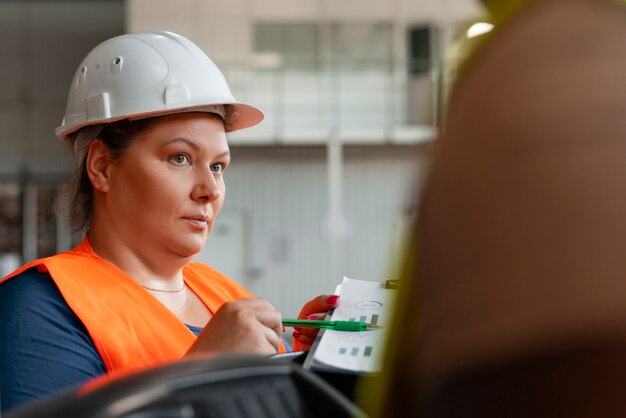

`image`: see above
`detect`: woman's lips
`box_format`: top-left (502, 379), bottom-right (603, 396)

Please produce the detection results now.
top-left (182, 217), bottom-right (209, 228)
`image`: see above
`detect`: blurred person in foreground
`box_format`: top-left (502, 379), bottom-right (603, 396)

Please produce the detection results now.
top-left (368, 0), bottom-right (626, 416)
top-left (0, 31), bottom-right (337, 412)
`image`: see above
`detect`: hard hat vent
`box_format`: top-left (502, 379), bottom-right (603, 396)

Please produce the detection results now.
top-left (77, 66), bottom-right (87, 86)
top-left (111, 56), bottom-right (123, 74)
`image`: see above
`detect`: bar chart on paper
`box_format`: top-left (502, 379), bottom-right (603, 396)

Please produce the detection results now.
top-left (338, 313), bottom-right (381, 357)
top-left (309, 277), bottom-right (394, 373)
top-left (336, 337), bottom-right (376, 358)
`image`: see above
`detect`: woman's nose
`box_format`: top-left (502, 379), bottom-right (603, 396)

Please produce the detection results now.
top-left (191, 170), bottom-right (222, 202)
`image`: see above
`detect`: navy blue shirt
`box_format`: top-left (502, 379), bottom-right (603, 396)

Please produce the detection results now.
top-left (0, 269), bottom-right (203, 412)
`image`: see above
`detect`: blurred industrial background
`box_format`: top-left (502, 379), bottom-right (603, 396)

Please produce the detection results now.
top-left (0, 0), bottom-right (485, 317)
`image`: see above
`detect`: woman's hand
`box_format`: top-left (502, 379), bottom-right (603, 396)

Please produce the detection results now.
top-left (291, 294), bottom-right (340, 351)
top-left (187, 297), bottom-right (282, 356)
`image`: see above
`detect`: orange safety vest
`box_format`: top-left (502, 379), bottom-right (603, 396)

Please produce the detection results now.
top-left (0, 237), bottom-right (284, 374)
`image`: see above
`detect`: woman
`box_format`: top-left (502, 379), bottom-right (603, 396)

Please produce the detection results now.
top-left (0, 31), bottom-right (335, 411)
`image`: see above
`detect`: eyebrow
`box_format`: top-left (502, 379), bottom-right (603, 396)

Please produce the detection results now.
top-left (161, 137), bottom-right (230, 158)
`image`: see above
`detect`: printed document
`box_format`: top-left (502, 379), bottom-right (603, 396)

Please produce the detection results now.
top-left (306, 276), bottom-right (394, 373)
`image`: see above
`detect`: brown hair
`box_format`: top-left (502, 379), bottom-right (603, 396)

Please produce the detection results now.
top-left (57, 108), bottom-right (235, 233)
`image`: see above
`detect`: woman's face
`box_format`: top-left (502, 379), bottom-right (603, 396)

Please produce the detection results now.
top-left (103, 113), bottom-right (230, 260)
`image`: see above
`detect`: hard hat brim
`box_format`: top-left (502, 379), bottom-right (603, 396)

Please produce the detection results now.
top-left (227, 102), bottom-right (265, 132)
top-left (55, 101), bottom-right (264, 141)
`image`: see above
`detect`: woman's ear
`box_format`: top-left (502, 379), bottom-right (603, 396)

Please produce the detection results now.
top-left (85, 139), bottom-right (112, 192)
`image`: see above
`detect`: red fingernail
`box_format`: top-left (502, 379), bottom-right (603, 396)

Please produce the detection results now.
top-left (327, 295), bottom-right (339, 304)
top-left (307, 314), bottom-right (318, 320)
top-left (282, 326), bottom-right (286, 333)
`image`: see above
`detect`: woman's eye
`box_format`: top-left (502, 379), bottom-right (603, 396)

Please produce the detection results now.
top-left (170, 153), bottom-right (190, 165)
top-left (211, 163), bottom-right (224, 173)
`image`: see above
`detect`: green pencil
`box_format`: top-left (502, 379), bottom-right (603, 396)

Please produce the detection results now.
top-left (282, 318), bottom-right (381, 331)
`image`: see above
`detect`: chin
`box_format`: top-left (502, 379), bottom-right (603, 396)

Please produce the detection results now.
top-left (182, 239), bottom-right (207, 258)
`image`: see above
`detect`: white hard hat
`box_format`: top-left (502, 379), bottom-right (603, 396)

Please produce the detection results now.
top-left (55, 30), bottom-right (263, 140)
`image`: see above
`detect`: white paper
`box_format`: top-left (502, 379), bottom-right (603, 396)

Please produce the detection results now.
top-left (311, 276), bottom-right (393, 373)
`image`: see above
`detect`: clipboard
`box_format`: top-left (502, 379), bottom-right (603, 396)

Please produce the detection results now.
top-left (302, 277), bottom-right (397, 375)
